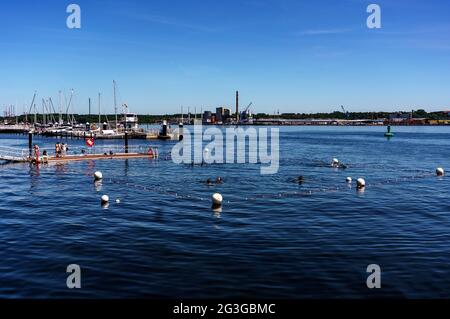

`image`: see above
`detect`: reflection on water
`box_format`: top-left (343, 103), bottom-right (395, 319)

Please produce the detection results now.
top-left (123, 159), bottom-right (129, 177)
top-left (28, 164), bottom-right (40, 192)
top-left (94, 181), bottom-right (103, 192)
top-left (55, 163), bottom-right (69, 175)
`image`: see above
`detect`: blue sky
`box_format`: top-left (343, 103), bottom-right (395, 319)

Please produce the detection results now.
top-left (0, 0), bottom-right (449, 115)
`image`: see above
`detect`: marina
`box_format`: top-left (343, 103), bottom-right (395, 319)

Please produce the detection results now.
top-left (0, 82), bottom-right (181, 141)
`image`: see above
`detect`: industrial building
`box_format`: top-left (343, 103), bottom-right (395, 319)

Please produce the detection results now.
top-left (201, 91), bottom-right (253, 125)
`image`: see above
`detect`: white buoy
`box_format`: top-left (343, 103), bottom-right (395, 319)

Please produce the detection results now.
top-left (94, 171), bottom-right (103, 181)
top-left (332, 158), bottom-right (339, 166)
top-left (357, 178), bottom-right (366, 188)
top-left (436, 167), bottom-right (445, 176)
top-left (115, 199), bottom-right (121, 204)
top-left (346, 177), bottom-right (352, 183)
top-left (101, 195), bottom-right (109, 204)
top-left (212, 193), bottom-right (223, 206)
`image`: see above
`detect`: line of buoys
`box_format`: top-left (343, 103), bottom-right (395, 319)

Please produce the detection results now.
top-left (94, 171), bottom-right (103, 181)
top-left (100, 169), bottom-right (441, 207)
top-left (90, 163), bottom-right (443, 210)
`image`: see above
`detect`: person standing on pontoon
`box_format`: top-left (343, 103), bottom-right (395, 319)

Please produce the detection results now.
top-left (55, 142), bottom-right (61, 158)
top-left (33, 144), bottom-right (40, 164)
top-left (61, 143), bottom-right (67, 157)
top-left (42, 150), bottom-right (48, 163)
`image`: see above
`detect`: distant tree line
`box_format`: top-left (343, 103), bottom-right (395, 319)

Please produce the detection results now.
top-left (1, 109), bottom-right (448, 124)
top-left (255, 109), bottom-right (449, 120)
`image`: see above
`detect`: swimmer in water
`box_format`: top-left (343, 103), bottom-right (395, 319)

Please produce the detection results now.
top-left (205, 177), bottom-right (223, 186)
top-left (331, 160), bottom-right (347, 169)
top-left (331, 159), bottom-right (339, 168)
top-left (288, 176), bottom-right (305, 185)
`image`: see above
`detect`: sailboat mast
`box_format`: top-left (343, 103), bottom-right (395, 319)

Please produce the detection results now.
top-left (65, 92), bottom-right (69, 123)
top-left (42, 99), bottom-right (45, 125)
top-left (71, 89), bottom-right (75, 124)
top-left (98, 93), bottom-right (101, 130)
top-left (27, 91), bottom-right (37, 125)
top-left (34, 103), bottom-right (37, 125)
top-left (58, 90), bottom-right (62, 125)
top-left (113, 80), bottom-right (118, 129)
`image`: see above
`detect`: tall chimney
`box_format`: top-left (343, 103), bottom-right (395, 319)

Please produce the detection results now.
top-left (236, 91), bottom-right (239, 122)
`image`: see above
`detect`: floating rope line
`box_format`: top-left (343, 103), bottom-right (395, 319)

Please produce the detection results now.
top-left (105, 178), bottom-right (207, 202)
top-left (20, 160), bottom-right (443, 205)
top-left (98, 170), bottom-right (440, 205)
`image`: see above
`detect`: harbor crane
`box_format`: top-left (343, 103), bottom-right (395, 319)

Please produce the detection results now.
top-left (241, 102), bottom-right (252, 117)
top-left (240, 102), bottom-right (253, 123)
top-left (341, 105), bottom-right (350, 120)
top-left (243, 102), bottom-right (253, 114)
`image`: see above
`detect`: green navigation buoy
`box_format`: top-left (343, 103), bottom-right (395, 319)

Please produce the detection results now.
top-left (384, 125), bottom-right (394, 137)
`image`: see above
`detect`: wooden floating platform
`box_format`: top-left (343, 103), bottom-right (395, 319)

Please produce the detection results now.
top-left (45, 153), bottom-right (157, 163)
top-left (1, 153), bottom-right (159, 164)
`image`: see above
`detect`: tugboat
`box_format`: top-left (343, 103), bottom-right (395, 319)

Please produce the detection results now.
top-left (121, 111), bottom-right (139, 132)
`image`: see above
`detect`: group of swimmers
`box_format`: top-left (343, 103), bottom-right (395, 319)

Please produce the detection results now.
top-left (290, 159), bottom-right (348, 185)
top-left (203, 159), bottom-right (344, 187)
top-left (206, 177), bottom-right (223, 186)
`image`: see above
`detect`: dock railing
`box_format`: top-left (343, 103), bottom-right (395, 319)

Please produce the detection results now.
top-left (0, 146), bottom-right (29, 162)
top-left (0, 145), bottom-right (158, 162)
top-left (0, 124), bottom-right (30, 130)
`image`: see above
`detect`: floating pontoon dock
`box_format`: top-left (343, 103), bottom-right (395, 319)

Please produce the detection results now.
top-left (43, 152), bottom-right (157, 163)
top-left (0, 146), bottom-right (158, 164)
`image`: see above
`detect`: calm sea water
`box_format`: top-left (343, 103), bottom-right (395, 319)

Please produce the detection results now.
top-left (1, 126), bottom-right (450, 298)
